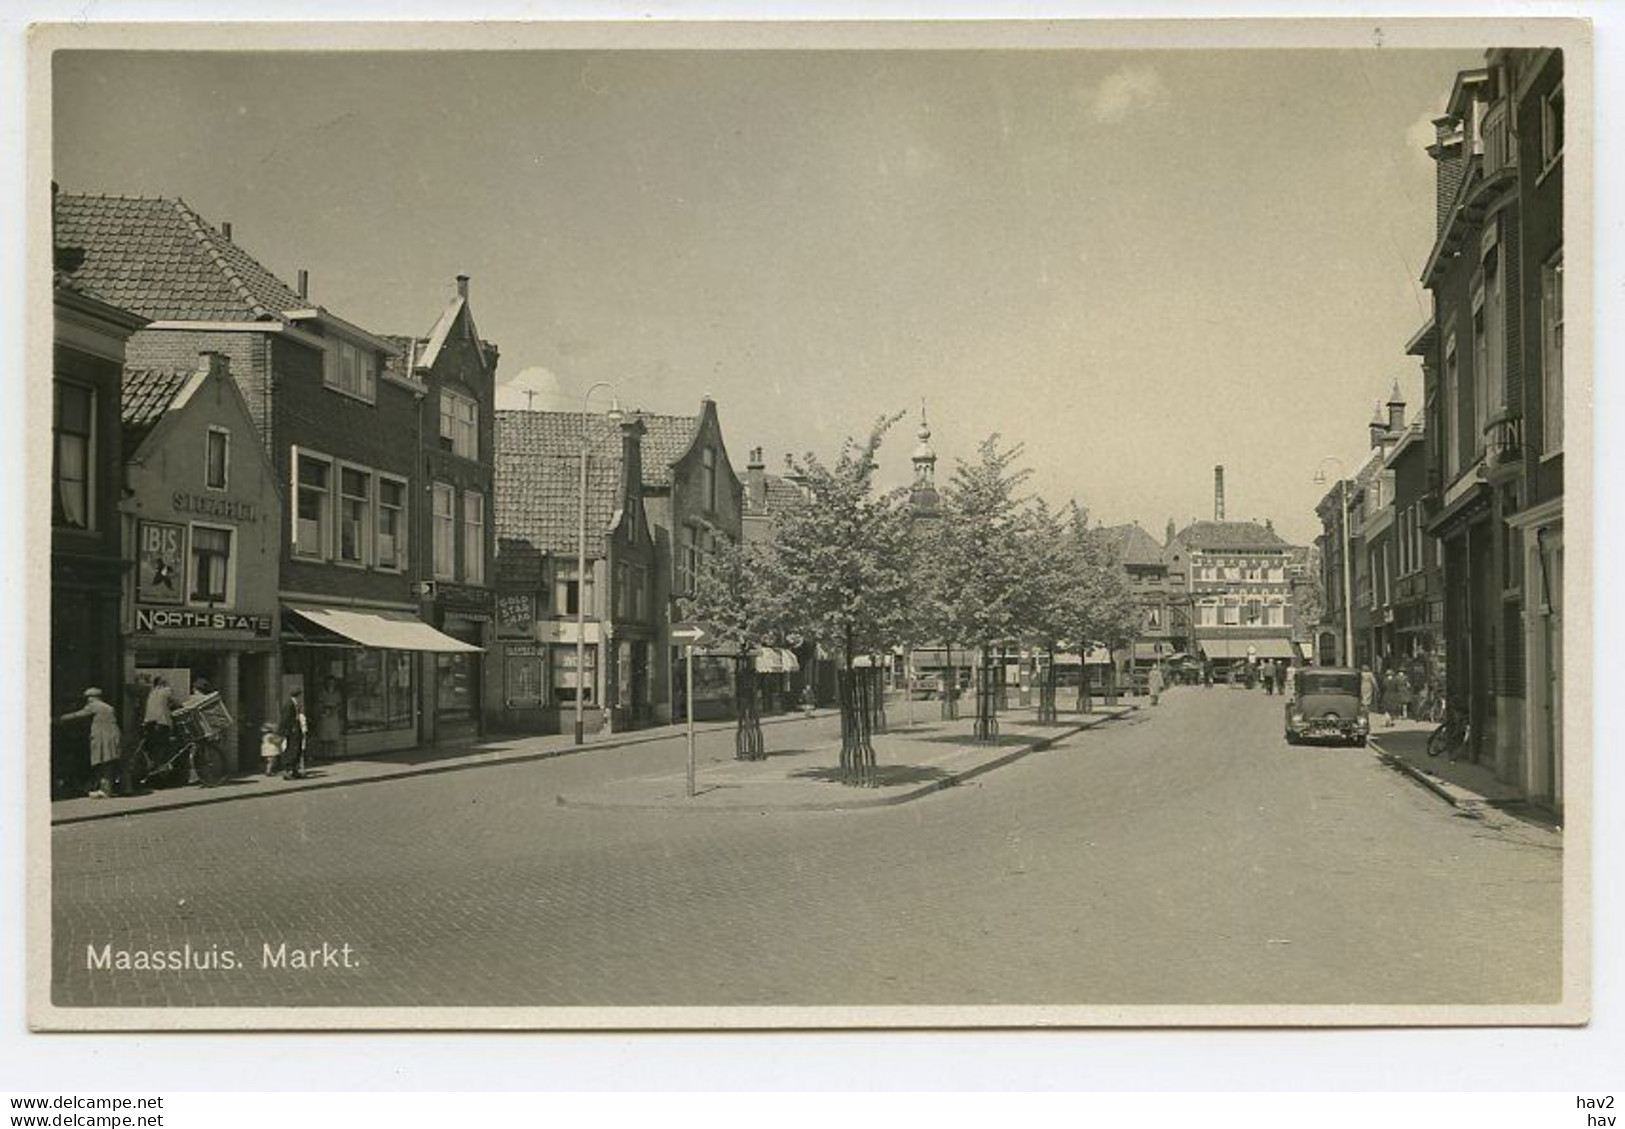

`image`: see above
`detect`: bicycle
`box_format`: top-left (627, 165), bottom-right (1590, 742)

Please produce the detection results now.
top-left (131, 728), bottom-right (223, 789)
top-left (1426, 705), bottom-right (1470, 761)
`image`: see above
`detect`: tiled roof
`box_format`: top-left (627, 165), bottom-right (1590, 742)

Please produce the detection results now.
top-left (1175, 520), bottom-right (1290, 550)
top-left (120, 367), bottom-right (196, 452)
top-left (54, 194), bottom-right (305, 322)
top-left (1099, 522), bottom-right (1167, 567)
top-left (494, 417), bottom-right (624, 559)
top-left (743, 473), bottom-right (806, 518)
top-left (495, 409), bottom-right (700, 488)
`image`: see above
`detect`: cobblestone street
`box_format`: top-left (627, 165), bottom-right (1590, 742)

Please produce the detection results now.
top-left (51, 687), bottom-right (1562, 1009)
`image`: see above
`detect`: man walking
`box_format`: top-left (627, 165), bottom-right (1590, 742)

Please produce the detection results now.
top-left (1147, 662), bottom-right (1165, 707)
top-left (142, 675), bottom-right (181, 780)
top-left (279, 687), bottom-right (308, 781)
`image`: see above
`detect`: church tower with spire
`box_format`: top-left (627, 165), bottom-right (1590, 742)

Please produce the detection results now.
top-left (910, 399), bottom-right (941, 520)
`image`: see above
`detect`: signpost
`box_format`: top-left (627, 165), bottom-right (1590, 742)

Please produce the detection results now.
top-left (669, 621), bottom-right (710, 798)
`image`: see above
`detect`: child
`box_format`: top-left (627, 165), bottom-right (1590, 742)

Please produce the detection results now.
top-left (259, 722), bottom-right (284, 776)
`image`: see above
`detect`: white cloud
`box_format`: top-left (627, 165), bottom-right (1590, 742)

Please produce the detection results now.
top-left (1405, 110), bottom-right (1441, 161)
top-left (495, 365), bottom-right (574, 412)
top-left (1085, 64), bottom-right (1172, 124)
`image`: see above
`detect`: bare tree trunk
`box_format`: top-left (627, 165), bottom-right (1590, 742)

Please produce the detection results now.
top-left (734, 655), bottom-right (764, 760)
top-left (1037, 646), bottom-right (1058, 723)
top-left (973, 644), bottom-right (1000, 743)
top-left (1077, 640), bottom-right (1093, 714)
top-left (941, 641), bottom-right (959, 721)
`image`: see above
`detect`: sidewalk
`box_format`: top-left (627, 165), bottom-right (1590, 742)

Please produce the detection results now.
top-left (555, 705), bottom-right (1136, 812)
top-left (1368, 719), bottom-right (1529, 812)
top-left (50, 708), bottom-right (842, 827)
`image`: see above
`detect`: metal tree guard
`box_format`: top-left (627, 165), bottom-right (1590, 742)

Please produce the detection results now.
top-left (837, 666), bottom-right (878, 786)
top-left (734, 653), bottom-right (765, 760)
top-left (941, 642), bottom-right (960, 720)
top-left (973, 644), bottom-right (1000, 743)
top-left (1037, 647), bottom-right (1058, 723)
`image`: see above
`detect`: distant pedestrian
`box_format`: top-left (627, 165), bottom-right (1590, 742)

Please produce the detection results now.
top-left (1381, 668), bottom-right (1400, 727)
top-left (1359, 664), bottom-right (1379, 712)
top-left (1203, 662), bottom-right (1213, 689)
top-left (1394, 668), bottom-right (1414, 722)
top-left (58, 688), bottom-right (124, 798)
top-left (279, 687), bottom-right (308, 781)
top-left (1147, 663), bottom-right (1165, 706)
top-left (316, 675), bottom-right (344, 762)
top-left (1263, 664), bottom-right (1276, 695)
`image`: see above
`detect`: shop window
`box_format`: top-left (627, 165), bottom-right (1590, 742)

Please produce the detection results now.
top-left (432, 482), bottom-right (456, 580)
top-left (344, 649), bottom-right (414, 733)
top-left (462, 490), bottom-right (485, 584)
top-left (205, 427), bottom-right (229, 491)
top-left (53, 380), bottom-right (94, 530)
top-left (338, 466), bottom-right (372, 565)
top-left (436, 652), bottom-right (475, 720)
top-left (325, 336), bottom-right (377, 402)
top-left (440, 389), bottom-right (479, 459)
top-left (295, 451), bottom-right (332, 558)
top-left (552, 643), bottom-right (597, 704)
top-left (376, 477), bottom-right (406, 571)
top-left (188, 525), bottom-right (233, 605)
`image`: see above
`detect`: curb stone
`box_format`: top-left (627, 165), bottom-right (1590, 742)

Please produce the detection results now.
top-left (1368, 735), bottom-right (1481, 811)
top-left (553, 707), bottom-right (1134, 814)
top-left (50, 708), bottom-right (843, 827)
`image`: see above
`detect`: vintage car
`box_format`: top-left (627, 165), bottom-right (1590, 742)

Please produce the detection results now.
top-left (1283, 667), bottom-right (1368, 746)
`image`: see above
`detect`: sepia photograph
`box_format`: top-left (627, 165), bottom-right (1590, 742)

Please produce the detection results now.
top-left (29, 18), bottom-right (1589, 1030)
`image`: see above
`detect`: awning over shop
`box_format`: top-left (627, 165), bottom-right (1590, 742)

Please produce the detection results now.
top-left (1198, 638), bottom-right (1296, 661)
top-left (284, 603), bottom-right (483, 653)
top-left (1051, 648), bottom-right (1114, 666)
top-left (753, 647), bottom-right (802, 674)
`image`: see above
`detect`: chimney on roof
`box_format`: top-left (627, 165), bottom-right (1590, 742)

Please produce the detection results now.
top-left (1214, 465), bottom-right (1225, 521)
top-left (296, 270), bottom-right (309, 301)
top-left (456, 274), bottom-right (470, 300)
top-left (199, 351), bottom-right (230, 381)
top-left (618, 413), bottom-right (646, 507)
top-left (1369, 401), bottom-right (1388, 448)
top-left (746, 447), bottom-right (767, 511)
top-left (220, 221), bottom-right (232, 242)
top-left (1165, 518), bottom-right (1176, 546)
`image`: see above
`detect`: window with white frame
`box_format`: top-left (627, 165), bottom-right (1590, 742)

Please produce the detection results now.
top-left (338, 467), bottom-right (372, 565)
top-left (462, 490), bottom-right (485, 584)
top-left (205, 427), bottom-right (229, 491)
top-left (376, 477), bottom-right (406, 571)
top-left (1543, 250), bottom-right (1564, 453)
top-left (1471, 276), bottom-right (1489, 452)
top-left (188, 525), bottom-right (233, 605)
top-left (1220, 601), bottom-right (1240, 627)
top-left (440, 389), bottom-right (479, 459)
top-left (53, 380), bottom-right (95, 530)
top-left (1542, 81), bottom-right (1564, 171)
top-left (325, 337), bottom-right (377, 401)
top-left (432, 483), bottom-right (456, 580)
top-left (295, 451), bottom-right (332, 558)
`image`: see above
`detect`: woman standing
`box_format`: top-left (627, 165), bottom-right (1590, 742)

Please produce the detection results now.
top-left (58, 688), bottom-right (124, 798)
top-left (316, 676), bottom-right (344, 762)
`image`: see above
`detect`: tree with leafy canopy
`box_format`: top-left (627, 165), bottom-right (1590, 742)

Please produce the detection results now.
top-left (677, 535), bottom-right (791, 760)
top-left (929, 436), bottom-right (1038, 742)
top-left (1017, 498), bottom-right (1076, 723)
top-left (1051, 504), bottom-right (1139, 711)
top-left (769, 415), bottom-right (913, 785)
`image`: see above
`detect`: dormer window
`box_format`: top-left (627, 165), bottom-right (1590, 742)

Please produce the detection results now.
top-left (325, 336), bottom-right (377, 402)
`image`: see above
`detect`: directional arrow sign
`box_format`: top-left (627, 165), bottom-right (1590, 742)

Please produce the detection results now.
top-left (669, 621), bottom-right (710, 646)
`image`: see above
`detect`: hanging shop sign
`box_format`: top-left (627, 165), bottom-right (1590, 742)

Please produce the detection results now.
top-left (135, 607), bottom-right (274, 637)
top-left (137, 520), bottom-right (186, 606)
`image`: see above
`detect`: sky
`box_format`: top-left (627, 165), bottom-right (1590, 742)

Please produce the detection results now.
top-left (53, 47), bottom-right (1485, 545)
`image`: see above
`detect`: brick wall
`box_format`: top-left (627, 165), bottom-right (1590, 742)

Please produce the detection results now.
top-left (126, 330), bottom-right (272, 452)
top-left (270, 335), bottom-right (418, 606)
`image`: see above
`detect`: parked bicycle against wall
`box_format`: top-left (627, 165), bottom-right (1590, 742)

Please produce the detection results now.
top-left (1426, 704), bottom-right (1470, 762)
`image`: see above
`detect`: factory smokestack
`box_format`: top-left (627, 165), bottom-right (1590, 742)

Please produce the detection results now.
top-left (1214, 465), bottom-right (1226, 521)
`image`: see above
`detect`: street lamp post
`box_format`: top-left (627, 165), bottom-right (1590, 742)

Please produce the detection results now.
top-left (1315, 457), bottom-right (1355, 666)
top-left (575, 381), bottom-right (622, 745)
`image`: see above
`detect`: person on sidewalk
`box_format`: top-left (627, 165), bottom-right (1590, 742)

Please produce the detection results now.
top-left (278, 687), bottom-right (308, 780)
top-left (58, 688), bottom-right (125, 798)
top-left (1359, 664), bottom-right (1379, 715)
top-left (1394, 668), bottom-right (1414, 722)
top-left (259, 722), bottom-right (284, 776)
top-left (141, 675), bottom-right (181, 783)
top-left (1262, 663), bottom-right (1276, 695)
top-left (315, 676), bottom-right (344, 763)
top-left (1146, 663), bottom-right (1165, 707)
top-left (1381, 668), bottom-right (1400, 727)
